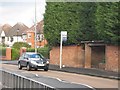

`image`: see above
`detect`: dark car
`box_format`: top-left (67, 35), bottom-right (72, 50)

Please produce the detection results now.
top-left (18, 52), bottom-right (49, 71)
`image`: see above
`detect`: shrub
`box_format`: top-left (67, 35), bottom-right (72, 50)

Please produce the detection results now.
top-left (11, 48), bottom-right (20, 60)
top-left (27, 48), bottom-right (35, 52)
top-left (1, 43), bottom-right (8, 47)
top-left (37, 47), bottom-right (50, 59)
top-left (27, 47), bottom-right (50, 59)
top-left (12, 42), bottom-right (31, 50)
top-left (0, 47), bottom-right (6, 56)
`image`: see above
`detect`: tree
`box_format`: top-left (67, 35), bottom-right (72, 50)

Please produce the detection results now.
top-left (78, 2), bottom-right (98, 41)
top-left (95, 2), bottom-right (119, 45)
top-left (44, 2), bottom-right (119, 46)
top-left (44, 2), bottom-right (97, 46)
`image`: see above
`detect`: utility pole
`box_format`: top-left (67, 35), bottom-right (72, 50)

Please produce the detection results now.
top-left (34, 0), bottom-right (37, 53)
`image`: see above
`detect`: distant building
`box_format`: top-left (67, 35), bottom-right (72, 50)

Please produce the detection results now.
top-left (23, 20), bottom-right (47, 48)
top-left (7, 22), bottom-right (29, 47)
top-left (0, 24), bottom-right (12, 45)
top-left (0, 20), bottom-right (47, 48)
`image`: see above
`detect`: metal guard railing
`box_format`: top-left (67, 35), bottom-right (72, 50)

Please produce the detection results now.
top-left (0, 69), bottom-right (55, 89)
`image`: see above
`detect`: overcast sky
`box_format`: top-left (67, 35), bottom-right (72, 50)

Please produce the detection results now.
top-left (0, 0), bottom-right (46, 27)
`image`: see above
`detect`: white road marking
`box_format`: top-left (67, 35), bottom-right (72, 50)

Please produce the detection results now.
top-left (33, 73), bottom-right (95, 89)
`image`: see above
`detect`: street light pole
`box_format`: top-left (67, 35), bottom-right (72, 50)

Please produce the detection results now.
top-left (34, 0), bottom-right (37, 53)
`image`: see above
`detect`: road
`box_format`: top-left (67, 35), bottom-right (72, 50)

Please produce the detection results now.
top-left (0, 63), bottom-right (119, 89)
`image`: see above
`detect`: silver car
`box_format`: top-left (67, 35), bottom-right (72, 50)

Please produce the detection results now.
top-left (18, 52), bottom-right (49, 71)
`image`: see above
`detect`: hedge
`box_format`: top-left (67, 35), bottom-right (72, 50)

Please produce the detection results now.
top-left (12, 42), bottom-right (31, 50)
top-left (27, 47), bottom-right (50, 59)
top-left (11, 48), bottom-right (20, 60)
top-left (0, 47), bottom-right (6, 56)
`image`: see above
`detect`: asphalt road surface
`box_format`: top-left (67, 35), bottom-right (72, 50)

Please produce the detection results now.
top-left (0, 63), bottom-right (119, 90)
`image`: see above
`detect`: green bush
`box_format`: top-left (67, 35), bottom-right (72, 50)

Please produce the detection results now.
top-left (27, 48), bottom-right (35, 52)
top-left (12, 42), bottom-right (31, 50)
top-left (27, 47), bottom-right (50, 59)
top-left (37, 47), bottom-right (50, 59)
top-left (0, 47), bottom-right (6, 56)
top-left (12, 48), bottom-right (20, 60)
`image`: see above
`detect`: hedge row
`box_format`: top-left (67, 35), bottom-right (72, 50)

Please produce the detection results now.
top-left (12, 42), bottom-right (31, 50)
top-left (0, 47), bottom-right (50, 60)
top-left (0, 47), bottom-right (6, 56)
top-left (11, 42), bottom-right (31, 60)
top-left (27, 47), bottom-right (50, 59)
top-left (11, 48), bottom-right (20, 60)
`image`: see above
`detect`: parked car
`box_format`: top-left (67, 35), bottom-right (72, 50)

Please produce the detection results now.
top-left (18, 52), bottom-right (49, 71)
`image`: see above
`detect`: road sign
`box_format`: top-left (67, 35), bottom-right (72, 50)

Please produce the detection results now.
top-left (61, 31), bottom-right (67, 42)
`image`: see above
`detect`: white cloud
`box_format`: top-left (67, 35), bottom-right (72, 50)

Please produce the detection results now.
top-left (0, 0), bottom-right (46, 27)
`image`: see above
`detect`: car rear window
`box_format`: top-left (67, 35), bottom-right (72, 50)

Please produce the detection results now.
top-left (29, 54), bottom-right (44, 59)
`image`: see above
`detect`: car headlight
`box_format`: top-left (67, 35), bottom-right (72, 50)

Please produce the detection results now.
top-left (31, 61), bottom-right (37, 65)
top-left (46, 61), bottom-right (49, 64)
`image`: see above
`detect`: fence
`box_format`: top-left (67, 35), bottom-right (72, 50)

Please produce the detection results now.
top-left (1, 69), bottom-right (55, 89)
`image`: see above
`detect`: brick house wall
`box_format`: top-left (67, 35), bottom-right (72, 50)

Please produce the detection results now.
top-left (36, 39), bottom-right (48, 47)
top-left (105, 45), bottom-right (119, 72)
top-left (50, 45), bottom-right (85, 68)
top-left (26, 31), bottom-right (47, 48)
top-left (27, 31), bottom-right (35, 48)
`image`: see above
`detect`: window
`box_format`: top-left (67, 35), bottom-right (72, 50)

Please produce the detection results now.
top-left (20, 53), bottom-right (25, 59)
top-left (22, 35), bottom-right (27, 40)
top-left (28, 33), bottom-right (31, 38)
top-left (29, 54), bottom-right (40, 58)
top-left (10, 37), bottom-right (13, 42)
top-left (7, 37), bottom-right (9, 41)
top-left (2, 37), bottom-right (5, 43)
top-left (37, 34), bottom-right (40, 41)
top-left (24, 54), bottom-right (29, 59)
top-left (40, 34), bottom-right (44, 41)
top-left (29, 54), bottom-right (44, 59)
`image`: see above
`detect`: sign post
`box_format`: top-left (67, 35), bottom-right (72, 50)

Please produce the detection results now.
top-left (60, 31), bottom-right (67, 69)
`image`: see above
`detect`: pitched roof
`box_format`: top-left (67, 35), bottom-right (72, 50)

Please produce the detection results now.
top-left (8, 22), bottom-right (29, 36)
top-left (2, 24), bottom-right (12, 37)
top-left (24, 20), bottom-right (44, 34)
top-left (0, 24), bottom-right (12, 37)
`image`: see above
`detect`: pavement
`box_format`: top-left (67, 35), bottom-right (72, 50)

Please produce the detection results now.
top-left (0, 60), bottom-right (119, 80)
top-left (49, 65), bottom-right (119, 80)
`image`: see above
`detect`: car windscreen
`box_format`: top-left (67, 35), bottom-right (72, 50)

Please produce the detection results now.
top-left (29, 54), bottom-right (44, 59)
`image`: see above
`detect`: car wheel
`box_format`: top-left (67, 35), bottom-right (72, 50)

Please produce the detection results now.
top-left (18, 63), bottom-right (22, 70)
top-left (35, 68), bottom-right (38, 71)
top-left (44, 66), bottom-right (48, 71)
top-left (27, 63), bottom-right (31, 71)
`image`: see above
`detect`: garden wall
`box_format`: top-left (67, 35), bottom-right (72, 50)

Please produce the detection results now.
top-left (105, 45), bottom-right (119, 72)
top-left (50, 45), bottom-right (85, 68)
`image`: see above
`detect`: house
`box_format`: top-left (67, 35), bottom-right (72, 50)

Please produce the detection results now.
top-left (23, 20), bottom-right (47, 48)
top-left (0, 24), bottom-right (12, 45)
top-left (0, 20), bottom-right (47, 48)
top-left (7, 22), bottom-right (29, 47)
